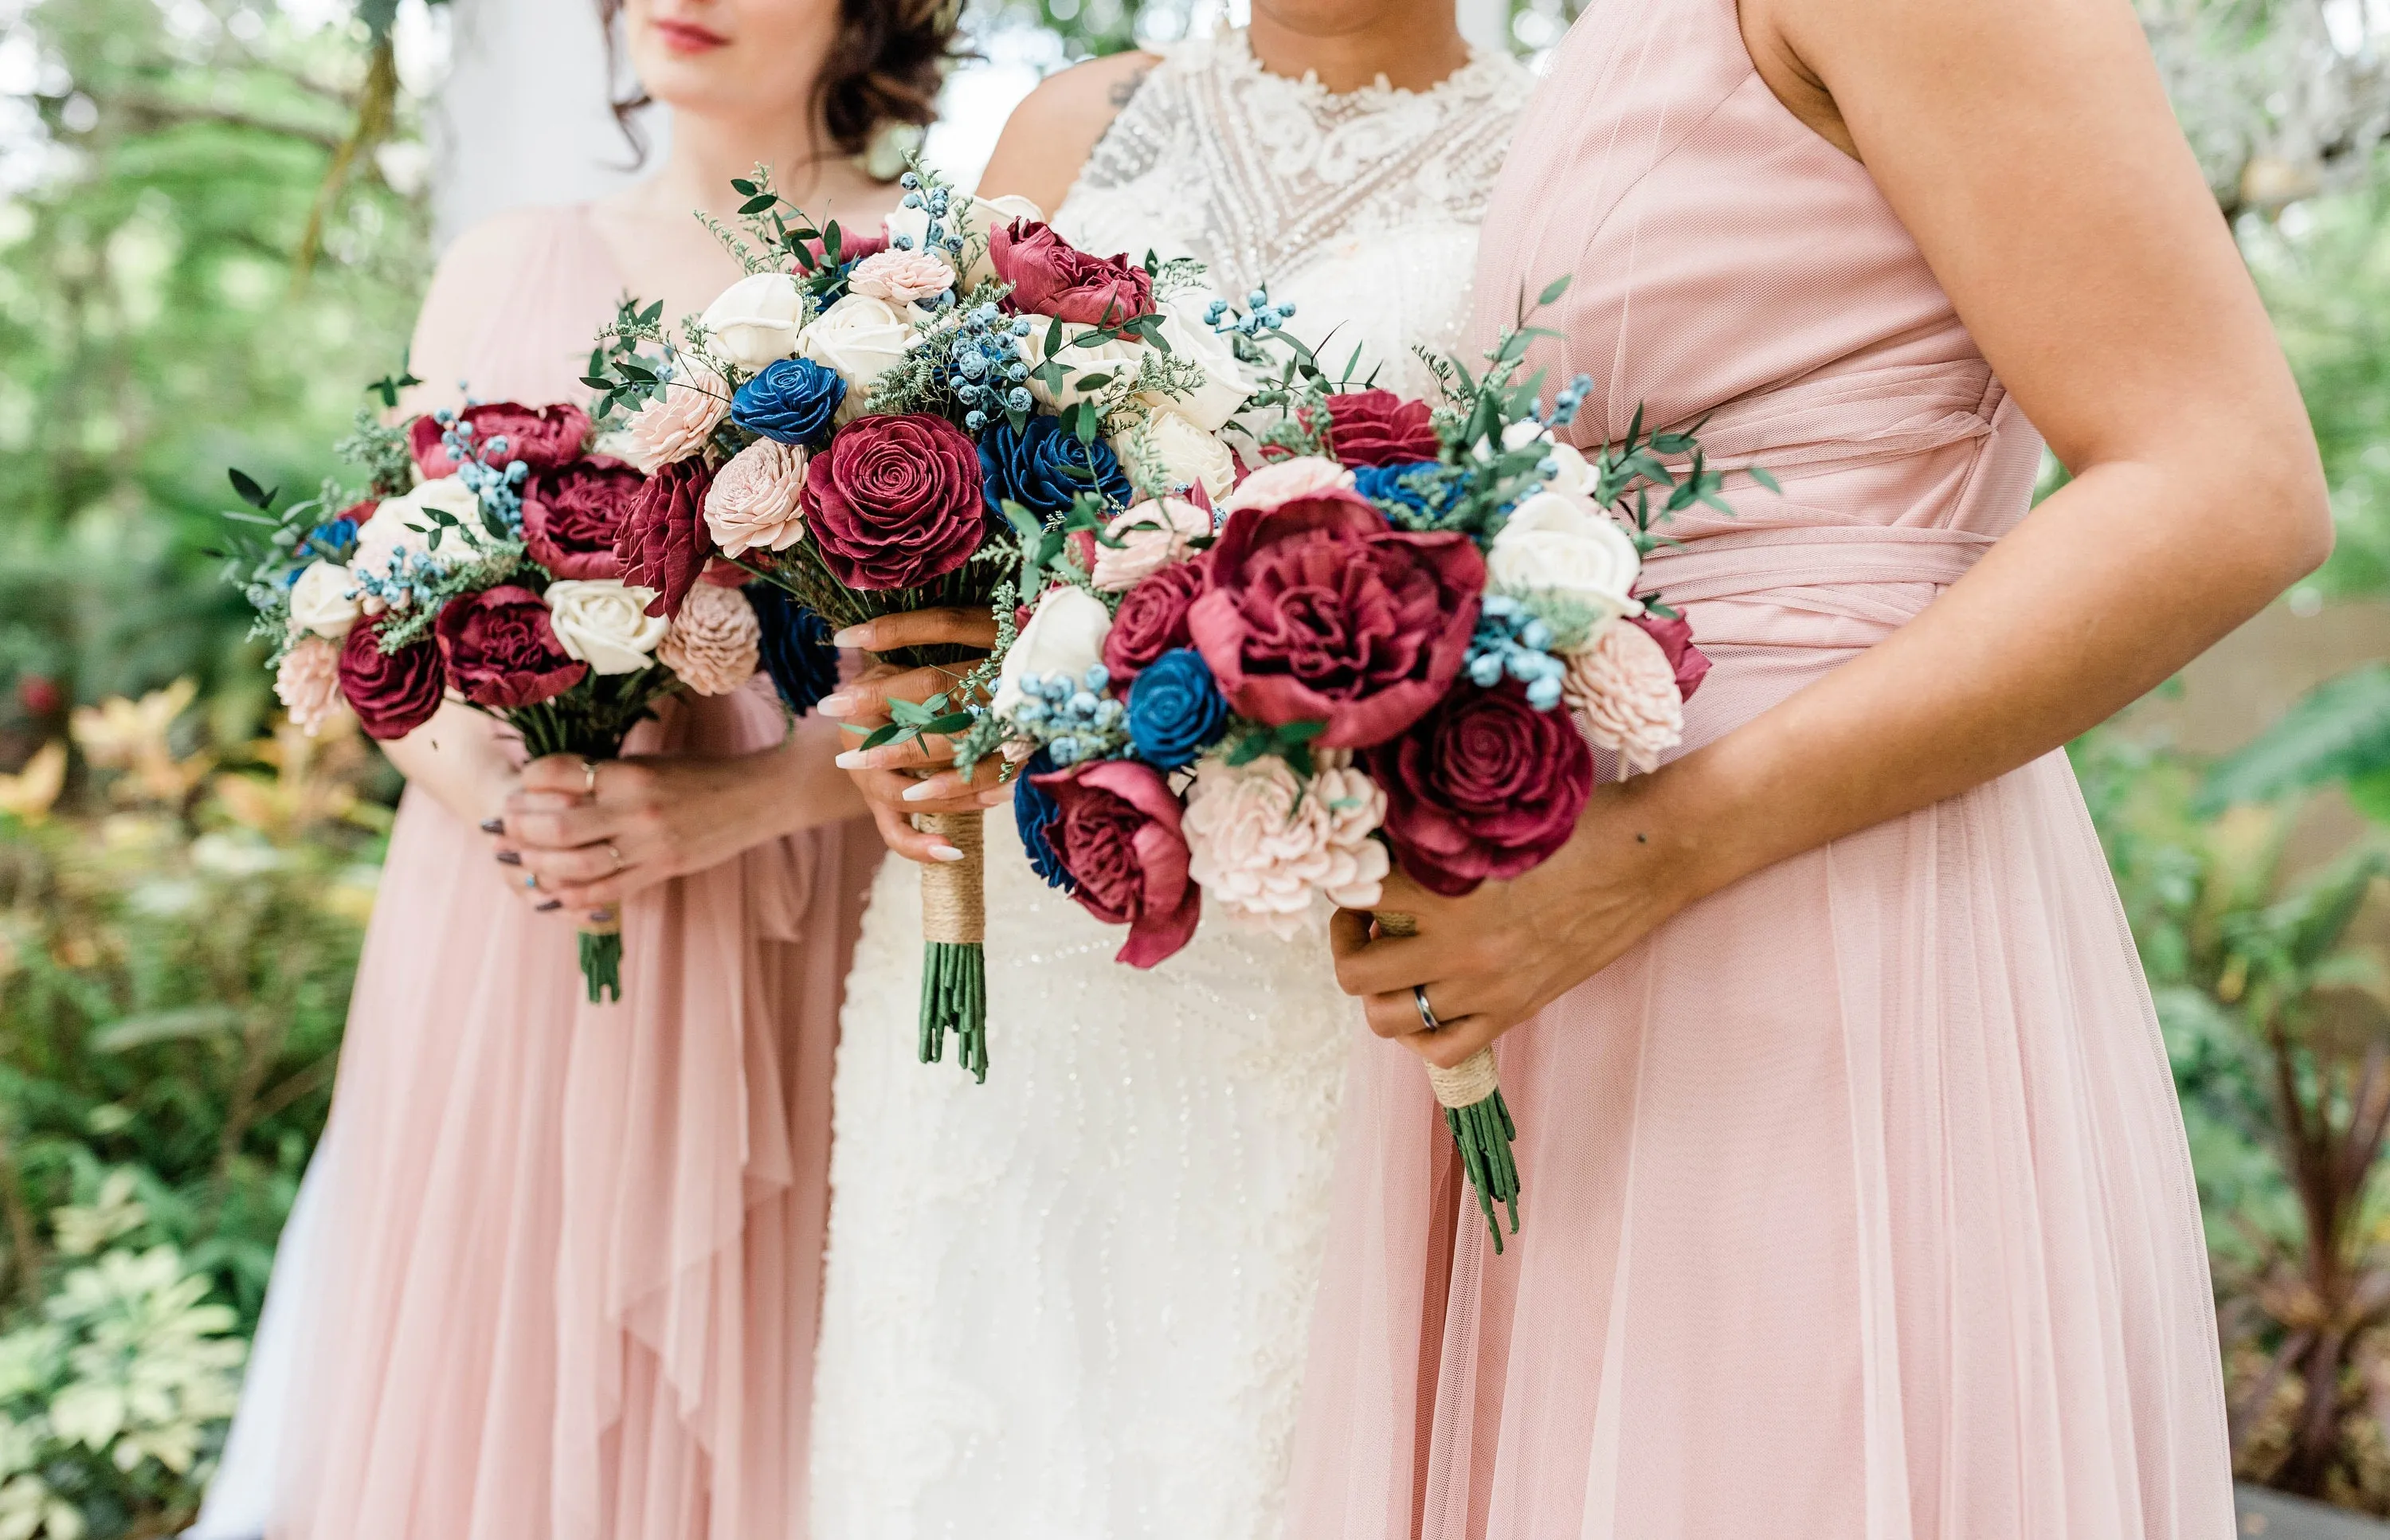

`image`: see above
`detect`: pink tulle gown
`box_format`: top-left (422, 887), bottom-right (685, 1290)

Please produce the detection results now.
top-left (1283, 4), bottom-right (2234, 1538)
top-left (247, 206), bottom-right (880, 1539)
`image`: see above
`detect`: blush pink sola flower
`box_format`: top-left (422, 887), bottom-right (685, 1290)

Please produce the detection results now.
top-left (1566, 618), bottom-right (1685, 774)
top-left (1091, 496), bottom-right (1211, 593)
top-left (1220, 455), bottom-right (1354, 515)
top-left (847, 248), bottom-right (958, 307)
top-left (656, 582), bottom-right (762, 696)
top-left (703, 437), bottom-right (808, 558)
top-left (623, 360), bottom-right (731, 473)
top-left (273, 635), bottom-right (346, 736)
top-left (1182, 753), bottom-right (1389, 935)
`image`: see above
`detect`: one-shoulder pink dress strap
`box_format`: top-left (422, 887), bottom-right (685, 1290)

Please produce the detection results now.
top-left (1283, 2), bottom-right (2233, 1536)
top-left (253, 203), bottom-right (884, 1540)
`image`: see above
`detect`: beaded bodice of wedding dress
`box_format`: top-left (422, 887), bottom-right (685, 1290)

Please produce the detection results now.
top-left (808, 33), bottom-right (1526, 1540)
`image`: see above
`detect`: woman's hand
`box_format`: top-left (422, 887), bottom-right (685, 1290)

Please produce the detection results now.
top-left (1327, 774), bottom-right (1707, 1069)
top-left (491, 714), bottom-right (862, 916)
top-left (820, 607), bottom-right (1013, 864)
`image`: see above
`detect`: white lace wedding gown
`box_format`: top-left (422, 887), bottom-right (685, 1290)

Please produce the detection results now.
top-left (808, 33), bottom-right (1528, 1540)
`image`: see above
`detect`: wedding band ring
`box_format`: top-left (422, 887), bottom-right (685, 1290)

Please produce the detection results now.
top-left (605, 842), bottom-right (625, 875)
top-left (580, 759), bottom-right (601, 796)
top-left (1412, 985), bottom-right (1440, 1033)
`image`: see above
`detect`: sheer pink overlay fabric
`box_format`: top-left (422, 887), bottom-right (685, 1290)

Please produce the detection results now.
top-left (269, 207), bottom-right (882, 1539)
top-left (1283, 2), bottom-right (2234, 1536)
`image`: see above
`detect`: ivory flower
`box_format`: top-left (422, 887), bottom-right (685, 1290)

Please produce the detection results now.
top-left (848, 248), bottom-right (957, 307)
top-left (1142, 290), bottom-right (1252, 433)
top-left (1022, 325), bottom-right (1145, 413)
top-left (288, 561), bottom-right (361, 638)
top-left (1220, 455), bottom-right (1354, 515)
top-left (348, 476), bottom-right (492, 598)
top-left (543, 578), bottom-right (669, 675)
top-left (1091, 496), bottom-right (1212, 592)
top-left (799, 294), bottom-right (912, 415)
top-left (1566, 619), bottom-right (1683, 774)
top-left (703, 437), bottom-right (808, 558)
top-left (993, 585), bottom-right (1113, 718)
top-left (1487, 491), bottom-right (1643, 629)
top-left (657, 582), bottom-right (762, 695)
top-left (957, 194), bottom-right (1043, 285)
top-left (273, 636), bottom-right (347, 736)
top-left (1182, 752), bottom-right (1389, 935)
top-left (1119, 409), bottom-right (1236, 502)
top-left (624, 361), bottom-right (731, 473)
top-left (699, 272), bottom-right (808, 372)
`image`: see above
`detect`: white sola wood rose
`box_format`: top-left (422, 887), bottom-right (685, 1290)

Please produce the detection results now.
top-left (700, 272), bottom-right (809, 372)
top-left (287, 560), bottom-right (361, 638)
top-left (1182, 752), bottom-right (1389, 935)
top-left (1143, 290), bottom-right (1252, 433)
top-left (1486, 491), bottom-right (1644, 632)
top-left (1119, 409), bottom-right (1236, 503)
top-left (800, 294), bottom-right (912, 417)
top-left (348, 477), bottom-right (492, 598)
top-left (993, 585), bottom-right (1113, 718)
top-left (544, 579), bottom-right (669, 675)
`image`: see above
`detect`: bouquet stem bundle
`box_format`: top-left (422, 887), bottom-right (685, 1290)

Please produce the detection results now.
top-left (916, 809), bottom-right (989, 1080)
top-left (1377, 911), bottom-right (1521, 1249)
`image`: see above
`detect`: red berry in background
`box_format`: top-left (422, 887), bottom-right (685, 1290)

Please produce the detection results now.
top-left (17, 676), bottom-right (61, 717)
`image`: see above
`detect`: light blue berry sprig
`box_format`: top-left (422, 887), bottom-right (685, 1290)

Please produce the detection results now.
top-left (1466, 593), bottom-right (1569, 711)
top-left (1010, 663), bottom-right (1129, 766)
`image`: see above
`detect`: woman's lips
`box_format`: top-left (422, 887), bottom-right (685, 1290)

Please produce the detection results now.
top-left (652, 18), bottom-right (730, 53)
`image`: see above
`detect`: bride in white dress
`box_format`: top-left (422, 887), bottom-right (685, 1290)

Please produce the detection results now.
top-left (809, 10), bottom-right (1527, 1537)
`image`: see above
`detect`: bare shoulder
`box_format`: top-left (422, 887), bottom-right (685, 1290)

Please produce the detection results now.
top-left (976, 50), bottom-right (1163, 214)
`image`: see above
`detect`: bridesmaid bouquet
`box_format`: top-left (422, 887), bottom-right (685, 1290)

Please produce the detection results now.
top-left (579, 161), bottom-right (1249, 1081)
top-left (967, 281), bottom-right (1751, 1248)
top-left (221, 390), bottom-right (770, 1004)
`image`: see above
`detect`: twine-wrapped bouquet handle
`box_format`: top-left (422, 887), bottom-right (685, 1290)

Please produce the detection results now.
top-left (1375, 911), bottom-right (1522, 1250)
top-left (918, 809), bottom-right (989, 1081)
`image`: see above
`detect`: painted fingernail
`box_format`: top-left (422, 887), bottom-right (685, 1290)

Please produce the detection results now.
top-left (832, 627), bottom-right (868, 649)
top-left (588, 908), bottom-right (614, 923)
top-left (927, 845), bottom-right (966, 863)
top-left (480, 817), bottom-right (505, 834)
top-left (494, 850), bottom-right (523, 866)
top-left (535, 899), bottom-right (562, 912)
top-left (523, 875), bottom-right (539, 890)
top-left (834, 750), bottom-right (868, 770)
top-left (817, 692), bottom-right (857, 717)
top-left (901, 780), bottom-right (942, 802)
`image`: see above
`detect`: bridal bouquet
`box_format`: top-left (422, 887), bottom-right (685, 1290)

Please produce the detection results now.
top-left (966, 282), bottom-right (1746, 1247)
top-left (579, 161), bottom-right (1249, 1080)
top-left (221, 390), bottom-right (769, 1004)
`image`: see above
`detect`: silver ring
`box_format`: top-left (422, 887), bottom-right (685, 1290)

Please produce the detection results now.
top-left (1412, 985), bottom-right (1440, 1033)
top-left (580, 759), bottom-right (601, 796)
top-left (605, 841), bottom-right (625, 875)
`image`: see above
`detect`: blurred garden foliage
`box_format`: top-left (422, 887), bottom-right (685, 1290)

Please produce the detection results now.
top-left (2, 0), bottom-right (2390, 1527)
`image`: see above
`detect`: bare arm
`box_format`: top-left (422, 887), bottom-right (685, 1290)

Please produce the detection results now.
top-left (1333, 0), bottom-right (2332, 1059)
top-left (974, 51), bottom-right (1159, 211)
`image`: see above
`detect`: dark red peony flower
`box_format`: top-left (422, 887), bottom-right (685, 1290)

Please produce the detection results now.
top-left (409, 402), bottom-right (591, 479)
top-left (802, 229), bottom-right (887, 270)
top-left (614, 458), bottom-right (715, 618)
top-left (523, 459), bottom-right (642, 580)
top-left (1103, 560), bottom-right (1207, 686)
top-left (433, 585), bottom-right (587, 709)
top-left (990, 220), bottom-right (1155, 326)
top-left (1187, 491), bottom-right (1483, 749)
top-left (1029, 759), bottom-right (1201, 967)
top-left (1323, 390), bottom-right (1440, 468)
top-left (800, 413), bottom-right (986, 591)
top-left (336, 618), bottom-right (447, 740)
top-left (1630, 610), bottom-right (1710, 701)
top-left (1368, 680), bottom-right (1594, 897)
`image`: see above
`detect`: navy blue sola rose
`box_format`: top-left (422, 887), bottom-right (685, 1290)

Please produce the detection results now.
top-left (1013, 746), bottom-right (1076, 892)
top-left (746, 582), bottom-right (841, 715)
top-left (1124, 648), bottom-right (1229, 769)
top-left (732, 358), bottom-right (845, 447)
top-left (978, 413), bottom-right (1134, 519)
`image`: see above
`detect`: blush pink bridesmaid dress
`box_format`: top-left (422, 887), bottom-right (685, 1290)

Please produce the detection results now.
top-left (1283, 3), bottom-right (2235, 1537)
top-left (257, 206), bottom-right (882, 1539)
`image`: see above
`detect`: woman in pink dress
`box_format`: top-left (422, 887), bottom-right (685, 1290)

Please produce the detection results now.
top-left (190, 2), bottom-right (951, 1535)
top-left (1299, 0), bottom-right (2329, 1534)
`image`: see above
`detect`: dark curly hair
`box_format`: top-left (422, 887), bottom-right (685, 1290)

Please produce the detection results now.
top-left (597, 0), bottom-right (960, 167)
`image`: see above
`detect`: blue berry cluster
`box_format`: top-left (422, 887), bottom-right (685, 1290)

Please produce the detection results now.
top-left (429, 411), bottom-right (527, 536)
top-left (1547, 372), bottom-right (1593, 430)
top-left (347, 547), bottom-right (451, 613)
top-left (1205, 288), bottom-right (1297, 339)
top-left (1011, 664), bottom-right (1128, 766)
top-left (949, 302), bottom-right (1036, 432)
top-left (1465, 593), bottom-right (1568, 711)
top-left (893, 171), bottom-right (967, 261)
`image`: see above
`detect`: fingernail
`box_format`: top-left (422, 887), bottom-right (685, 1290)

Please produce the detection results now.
top-left (817, 692), bottom-right (857, 717)
top-left (901, 780), bottom-right (942, 802)
top-left (523, 875), bottom-right (539, 889)
top-left (535, 899), bottom-right (562, 911)
top-left (495, 850), bottom-right (523, 865)
top-left (928, 845), bottom-right (966, 863)
top-left (977, 786), bottom-right (1010, 807)
top-left (589, 908), bottom-right (613, 923)
top-left (832, 627), bottom-right (868, 649)
top-left (834, 750), bottom-right (868, 770)
top-left (479, 817), bottom-right (505, 834)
